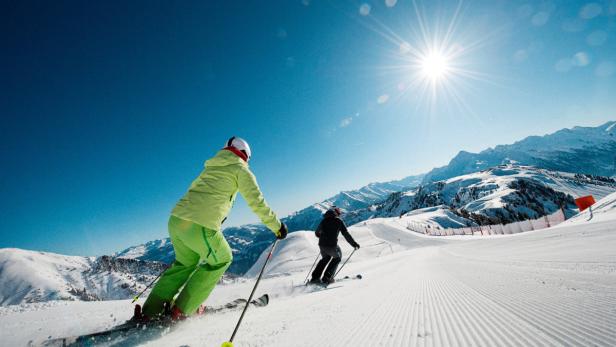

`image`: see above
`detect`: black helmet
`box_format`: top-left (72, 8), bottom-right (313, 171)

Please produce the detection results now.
top-left (327, 206), bottom-right (342, 217)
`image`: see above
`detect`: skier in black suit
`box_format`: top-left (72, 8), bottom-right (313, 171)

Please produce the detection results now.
top-left (310, 206), bottom-right (360, 284)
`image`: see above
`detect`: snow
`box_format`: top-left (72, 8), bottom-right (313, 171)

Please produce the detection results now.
top-left (2, 196), bottom-right (615, 346)
top-left (0, 250), bottom-right (166, 306)
top-left (560, 191), bottom-right (616, 225)
top-left (115, 238), bottom-right (173, 262)
top-left (424, 121), bottom-right (616, 181)
top-left (374, 165), bottom-right (616, 230)
top-left (0, 249), bottom-right (92, 305)
top-left (445, 166), bottom-right (615, 202)
top-left (399, 206), bottom-right (471, 228)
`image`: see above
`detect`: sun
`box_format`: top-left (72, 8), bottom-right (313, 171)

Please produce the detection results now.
top-left (353, 0), bottom-right (493, 113)
top-left (420, 52), bottom-right (449, 80)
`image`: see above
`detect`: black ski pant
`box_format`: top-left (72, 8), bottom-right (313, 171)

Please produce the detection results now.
top-left (311, 245), bottom-right (342, 281)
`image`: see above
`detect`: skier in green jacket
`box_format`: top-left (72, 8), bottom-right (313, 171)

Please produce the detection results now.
top-left (138, 137), bottom-right (287, 321)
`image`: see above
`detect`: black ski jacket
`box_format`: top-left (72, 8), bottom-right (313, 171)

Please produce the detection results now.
top-left (315, 210), bottom-right (359, 248)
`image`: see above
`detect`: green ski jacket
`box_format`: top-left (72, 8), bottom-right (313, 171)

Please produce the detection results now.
top-left (171, 149), bottom-right (281, 235)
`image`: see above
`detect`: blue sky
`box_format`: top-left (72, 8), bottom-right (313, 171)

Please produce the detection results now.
top-left (1, 0), bottom-right (615, 256)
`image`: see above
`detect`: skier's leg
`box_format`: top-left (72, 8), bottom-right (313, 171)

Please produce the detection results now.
top-left (323, 246), bottom-right (342, 281)
top-left (173, 226), bottom-right (233, 315)
top-left (142, 216), bottom-right (200, 317)
top-left (311, 247), bottom-right (332, 281)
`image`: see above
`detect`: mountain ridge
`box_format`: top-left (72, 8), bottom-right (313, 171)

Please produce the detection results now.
top-left (423, 121), bottom-right (616, 182)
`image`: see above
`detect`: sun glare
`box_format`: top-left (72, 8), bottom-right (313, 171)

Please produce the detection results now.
top-left (355, 0), bottom-right (493, 113)
top-left (420, 52), bottom-right (449, 80)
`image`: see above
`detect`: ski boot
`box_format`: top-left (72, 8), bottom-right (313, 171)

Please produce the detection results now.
top-left (308, 278), bottom-right (322, 285)
top-left (170, 306), bottom-right (188, 321)
top-left (321, 277), bottom-right (335, 285)
top-left (130, 304), bottom-right (150, 323)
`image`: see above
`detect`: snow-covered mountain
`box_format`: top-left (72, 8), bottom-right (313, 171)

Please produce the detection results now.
top-left (0, 249), bottom-right (166, 306)
top-left (362, 165), bottom-right (616, 228)
top-left (114, 238), bottom-right (175, 264)
top-left (281, 174), bottom-right (424, 231)
top-left (423, 121), bottom-right (616, 182)
top-left (116, 174), bottom-right (424, 274)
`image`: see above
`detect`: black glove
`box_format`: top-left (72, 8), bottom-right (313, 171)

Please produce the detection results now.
top-left (277, 223), bottom-right (288, 240)
top-left (353, 243), bottom-right (360, 250)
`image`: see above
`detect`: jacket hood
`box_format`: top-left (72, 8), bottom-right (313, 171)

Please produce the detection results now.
top-left (205, 150), bottom-right (248, 168)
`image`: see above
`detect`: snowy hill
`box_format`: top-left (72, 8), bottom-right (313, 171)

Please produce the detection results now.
top-left (0, 250), bottom-right (166, 306)
top-left (395, 205), bottom-right (474, 229)
top-left (424, 121), bottom-right (616, 182)
top-left (368, 165), bottom-right (616, 228)
top-left (2, 193), bottom-right (615, 346)
top-left (560, 190), bottom-right (616, 225)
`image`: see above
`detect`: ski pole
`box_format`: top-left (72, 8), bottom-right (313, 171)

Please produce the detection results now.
top-left (333, 248), bottom-right (357, 279)
top-left (303, 252), bottom-right (320, 284)
top-left (222, 240), bottom-right (279, 347)
top-left (131, 264), bottom-right (169, 303)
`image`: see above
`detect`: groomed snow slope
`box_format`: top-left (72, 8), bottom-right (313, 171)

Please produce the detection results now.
top-left (2, 195), bottom-right (615, 346)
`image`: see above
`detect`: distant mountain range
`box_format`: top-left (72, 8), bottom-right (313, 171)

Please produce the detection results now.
top-left (423, 121), bottom-right (616, 182)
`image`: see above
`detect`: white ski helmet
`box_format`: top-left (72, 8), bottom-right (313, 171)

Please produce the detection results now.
top-left (226, 136), bottom-right (252, 160)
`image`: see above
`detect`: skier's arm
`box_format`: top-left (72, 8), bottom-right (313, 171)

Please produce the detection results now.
top-left (315, 221), bottom-right (323, 238)
top-left (237, 166), bottom-right (282, 235)
top-left (339, 220), bottom-right (359, 248)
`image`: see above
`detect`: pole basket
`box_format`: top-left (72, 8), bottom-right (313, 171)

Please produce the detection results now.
top-left (575, 195), bottom-right (596, 212)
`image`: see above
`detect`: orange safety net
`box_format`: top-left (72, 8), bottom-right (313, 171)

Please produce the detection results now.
top-left (574, 195), bottom-right (596, 212)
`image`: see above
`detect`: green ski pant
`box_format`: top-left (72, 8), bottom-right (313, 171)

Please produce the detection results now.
top-left (142, 215), bottom-right (232, 316)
